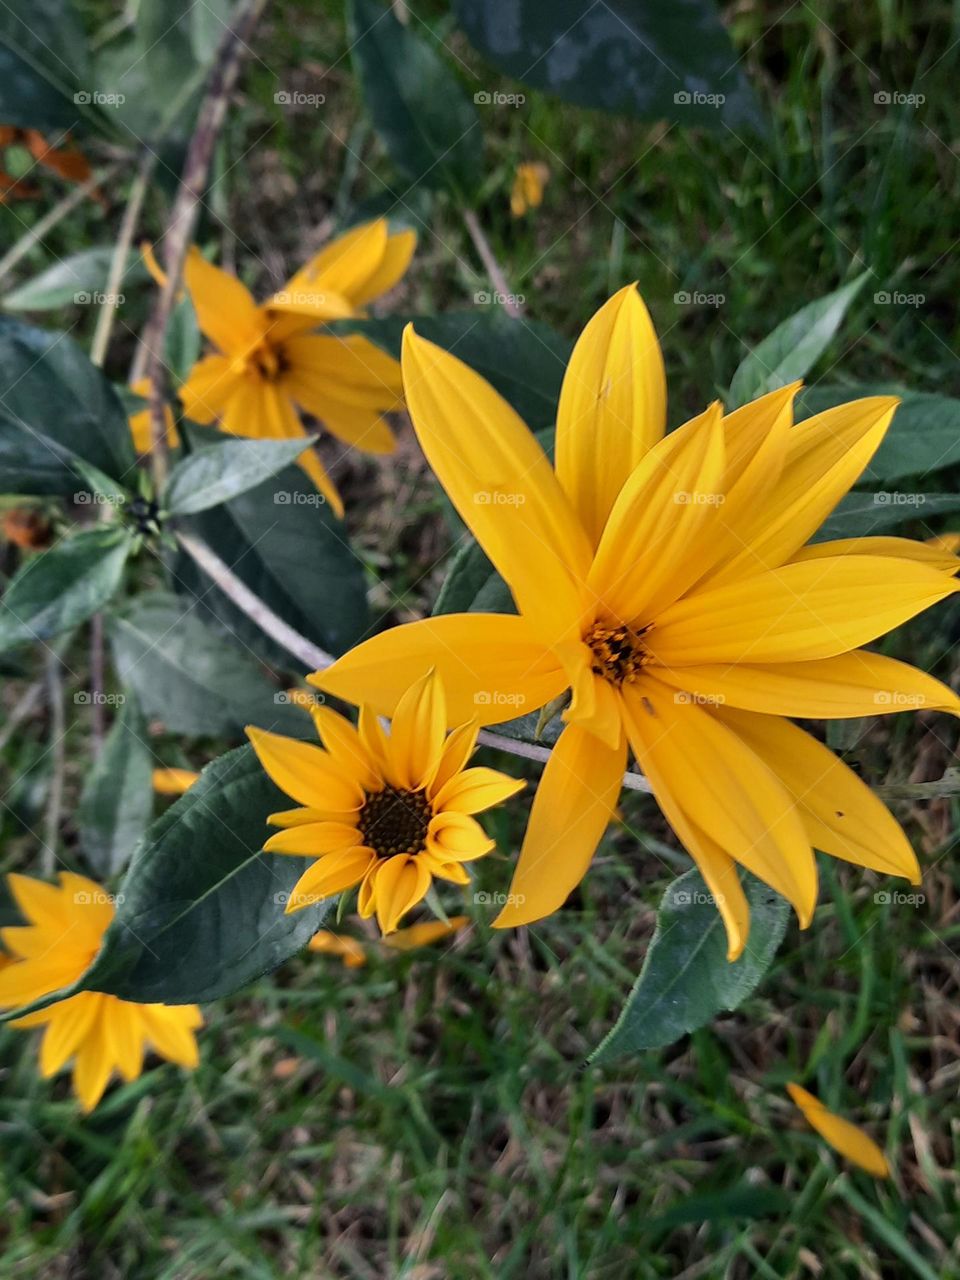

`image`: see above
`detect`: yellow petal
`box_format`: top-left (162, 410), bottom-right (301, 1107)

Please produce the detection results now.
top-left (791, 535), bottom-right (960, 574)
top-left (71, 998), bottom-right (114, 1111)
top-left (0, 952), bottom-right (87, 1008)
top-left (102, 998), bottom-right (144, 1082)
top-left (715, 708), bottom-right (920, 882)
top-left (152, 768), bottom-right (199, 795)
top-left (787, 1082), bottom-right (890, 1177)
top-left (311, 613), bottom-right (567, 726)
top-left (264, 822), bottom-right (362, 856)
top-left (308, 705), bottom-right (377, 790)
top-left (182, 246), bottom-right (265, 355)
top-left (588, 401), bottom-right (725, 622)
top-left (494, 724), bottom-right (626, 928)
top-left (350, 227), bottom-right (416, 307)
top-left (651, 650), bottom-right (960, 719)
top-left (622, 679), bottom-right (817, 926)
top-left (426, 811), bottom-right (495, 861)
top-left (433, 766), bottom-right (525, 814)
top-left (369, 854), bottom-right (432, 934)
top-left (177, 353), bottom-right (242, 423)
top-left (140, 1003), bottom-right (203, 1069)
top-left (36, 992), bottom-right (99, 1077)
top-left (704, 397), bottom-right (898, 585)
top-left (274, 219), bottom-right (389, 313)
top-left (655, 808), bottom-right (750, 962)
top-left (308, 931), bottom-right (368, 967)
top-left (286, 848), bottom-right (376, 911)
top-left (282, 333), bottom-right (403, 414)
top-left (401, 325), bottom-right (591, 638)
top-left (383, 914), bottom-right (469, 951)
top-left (246, 726), bottom-right (363, 812)
top-left (650, 556), bottom-right (960, 666)
top-left (428, 719), bottom-right (480, 796)
top-left (555, 285), bottom-right (666, 546)
top-left (385, 668), bottom-right (447, 790)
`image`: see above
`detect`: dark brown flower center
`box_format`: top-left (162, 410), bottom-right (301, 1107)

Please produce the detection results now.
top-left (251, 341), bottom-right (289, 382)
top-left (586, 621), bottom-right (649, 685)
top-left (358, 786), bottom-right (432, 858)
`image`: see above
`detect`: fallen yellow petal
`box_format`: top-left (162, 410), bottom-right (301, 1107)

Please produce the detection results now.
top-left (787, 1082), bottom-right (891, 1177)
top-left (152, 768), bottom-right (200, 796)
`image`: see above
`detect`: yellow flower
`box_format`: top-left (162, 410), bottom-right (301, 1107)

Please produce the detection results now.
top-left (145, 220), bottom-right (415, 516)
top-left (152, 767), bottom-right (200, 795)
top-left (314, 284), bottom-right (960, 958)
top-left (246, 671), bottom-right (523, 934)
top-left (0, 872), bottom-right (202, 1112)
top-left (128, 376), bottom-right (179, 453)
top-left (787, 1082), bottom-right (890, 1177)
top-left (510, 161), bottom-right (549, 217)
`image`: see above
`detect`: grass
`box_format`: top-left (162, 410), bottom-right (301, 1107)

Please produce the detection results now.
top-left (2, 0), bottom-right (960, 1275)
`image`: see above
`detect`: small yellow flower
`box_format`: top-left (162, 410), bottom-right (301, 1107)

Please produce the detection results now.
top-left (247, 670), bottom-right (523, 934)
top-left (316, 285), bottom-right (960, 958)
top-left (143, 220), bottom-right (415, 517)
top-left (128, 376), bottom-right (179, 453)
top-left (787, 1082), bottom-right (890, 1177)
top-left (510, 162), bottom-right (549, 217)
top-left (0, 872), bottom-right (202, 1112)
top-left (382, 914), bottom-right (469, 951)
top-left (152, 767), bottom-right (200, 795)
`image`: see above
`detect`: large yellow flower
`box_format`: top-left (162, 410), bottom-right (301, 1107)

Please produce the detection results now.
top-left (150, 219), bottom-right (414, 516)
top-left (314, 285), bottom-right (960, 958)
top-left (0, 872), bottom-right (202, 1112)
top-left (246, 671), bottom-right (523, 934)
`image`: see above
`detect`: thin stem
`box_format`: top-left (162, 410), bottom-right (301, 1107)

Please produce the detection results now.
top-left (462, 208), bottom-right (521, 318)
top-left (175, 529), bottom-right (652, 793)
top-left (90, 151), bottom-right (158, 369)
top-left (0, 162), bottom-right (122, 286)
top-left (140, 0), bottom-right (271, 493)
top-left (42, 650), bottom-right (66, 877)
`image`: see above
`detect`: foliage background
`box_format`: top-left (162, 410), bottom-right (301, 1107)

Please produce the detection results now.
top-left (2, 0), bottom-right (960, 1276)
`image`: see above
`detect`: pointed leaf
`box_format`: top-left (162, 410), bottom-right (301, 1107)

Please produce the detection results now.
top-left (164, 436), bottom-right (318, 515)
top-left (77, 698), bottom-right (153, 879)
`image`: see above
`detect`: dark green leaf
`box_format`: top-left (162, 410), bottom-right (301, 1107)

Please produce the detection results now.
top-left (0, 528), bottom-right (132, 653)
top-left (811, 492), bottom-right (960, 542)
top-left (0, 316), bottom-right (137, 494)
top-left (164, 294), bottom-right (201, 383)
top-left (170, 424), bottom-right (369, 670)
top-left (54, 747), bottom-right (327, 1007)
top-left (343, 312), bottom-right (570, 430)
top-left (3, 248), bottom-right (147, 311)
top-left (77, 698), bottom-right (153, 879)
top-left (164, 437), bottom-right (317, 515)
top-left (590, 868), bottom-right (788, 1062)
top-left (0, 0), bottom-right (100, 133)
top-left (797, 385), bottom-right (960, 484)
top-left (456, 0), bottom-right (763, 132)
top-left (349, 0), bottom-right (482, 198)
top-left (727, 272), bottom-right (869, 408)
top-left (109, 592), bottom-right (312, 738)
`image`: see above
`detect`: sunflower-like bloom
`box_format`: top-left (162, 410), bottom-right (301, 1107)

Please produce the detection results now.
top-left (0, 872), bottom-right (202, 1111)
top-left (314, 285), bottom-right (960, 958)
top-left (246, 671), bottom-right (523, 934)
top-left (149, 219), bottom-right (414, 516)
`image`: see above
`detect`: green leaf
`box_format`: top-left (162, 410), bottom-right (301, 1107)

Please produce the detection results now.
top-left (0, 528), bottom-right (133, 653)
top-left (797, 385), bottom-right (960, 484)
top-left (455, 0), bottom-right (763, 133)
top-left (0, 0), bottom-right (100, 134)
top-left (727, 272), bottom-right (870, 408)
top-left (811, 492), bottom-right (960, 542)
top-left (77, 698), bottom-right (153, 880)
top-left (109, 592), bottom-right (311, 738)
top-left (2, 248), bottom-right (147, 311)
top-left (164, 294), bottom-right (201, 383)
top-left (170, 424), bottom-right (369, 670)
top-left (342, 312), bottom-right (571, 430)
top-left (27, 747), bottom-right (330, 1009)
top-left (349, 0), bottom-right (482, 198)
top-left (164, 437), bottom-right (317, 515)
top-left (590, 868), bottom-right (788, 1062)
top-left (0, 316), bottom-right (137, 494)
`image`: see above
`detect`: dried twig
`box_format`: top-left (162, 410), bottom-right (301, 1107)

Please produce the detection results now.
top-left (141, 0), bottom-right (271, 491)
top-left (462, 208), bottom-right (521, 317)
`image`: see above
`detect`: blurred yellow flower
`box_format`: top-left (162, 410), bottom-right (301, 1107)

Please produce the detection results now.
top-left (0, 872), bottom-right (202, 1112)
top-left (317, 285), bottom-right (960, 958)
top-left (247, 670), bottom-right (522, 934)
top-left (787, 1082), bottom-right (890, 1177)
top-left (510, 162), bottom-right (549, 217)
top-left (309, 915), bottom-right (469, 966)
top-left (308, 931), bottom-right (368, 967)
top-left (152, 767), bottom-right (200, 795)
top-left (144, 219), bottom-right (415, 516)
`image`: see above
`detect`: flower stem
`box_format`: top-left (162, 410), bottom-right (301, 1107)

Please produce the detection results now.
top-left (463, 209), bottom-right (522, 318)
